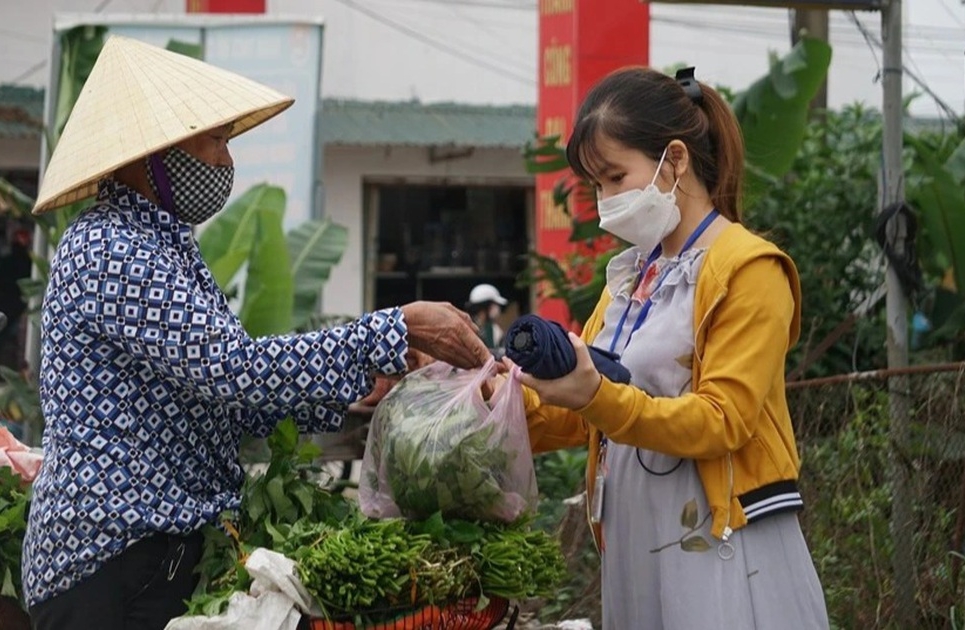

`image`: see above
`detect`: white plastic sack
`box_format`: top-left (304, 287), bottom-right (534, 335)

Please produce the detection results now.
top-left (165, 548), bottom-right (317, 630)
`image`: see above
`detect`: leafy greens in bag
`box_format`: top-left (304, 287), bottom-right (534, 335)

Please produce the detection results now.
top-left (359, 359), bottom-right (537, 522)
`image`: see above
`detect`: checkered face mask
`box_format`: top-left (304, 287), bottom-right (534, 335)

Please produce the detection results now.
top-left (146, 147), bottom-right (234, 225)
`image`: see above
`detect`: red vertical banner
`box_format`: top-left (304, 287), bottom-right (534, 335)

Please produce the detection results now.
top-left (186, 0), bottom-right (265, 13)
top-left (536, 0), bottom-right (649, 326)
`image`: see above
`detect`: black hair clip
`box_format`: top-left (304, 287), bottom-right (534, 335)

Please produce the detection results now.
top-left (675, 67), bottom-right (703, 104)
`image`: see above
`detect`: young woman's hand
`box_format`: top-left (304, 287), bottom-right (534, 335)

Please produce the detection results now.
top-left (510, 332), bottom-right (603, 409)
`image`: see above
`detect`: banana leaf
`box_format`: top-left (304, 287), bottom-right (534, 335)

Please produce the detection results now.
top-left (286, 218), bottom-right (348, 330)
top-left (54, 26), bottom-right (106, 142)
top-left (199, 185), bottom-right (284, 289)
top-left (0, 178), bottom-right (35, 216)
top-left (907, 136), bottom-right (965, 296)
top-left (522, 134), bottom-right (569, 174)
top-left (166, 39), bottom-right (203, 59)
top-left (733, 37), bottom-right (832, 202)
top-left (239, 200), bottom-right (293, 338)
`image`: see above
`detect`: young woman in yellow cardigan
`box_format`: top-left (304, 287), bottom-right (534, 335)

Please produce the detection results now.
top-left (509, 66), bottom-right (829, 629)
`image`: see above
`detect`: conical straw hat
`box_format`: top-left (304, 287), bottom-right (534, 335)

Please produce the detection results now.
top-left (33, 34), bottom-right (294, 214)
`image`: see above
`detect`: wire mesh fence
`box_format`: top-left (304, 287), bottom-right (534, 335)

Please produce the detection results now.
top-left (539, 362), bottom-right (965, 629)
top-left (789, 362), bottom-right (965, 629)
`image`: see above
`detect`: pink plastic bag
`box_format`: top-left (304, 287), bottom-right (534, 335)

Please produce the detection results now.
top-left (0, 425), bottom-right (42, 482)
top-left (359, 358), bottom-right (537, 523)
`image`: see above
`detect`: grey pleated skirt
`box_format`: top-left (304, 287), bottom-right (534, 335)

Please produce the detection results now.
top-left (600, 449), bottom-right (829, 630)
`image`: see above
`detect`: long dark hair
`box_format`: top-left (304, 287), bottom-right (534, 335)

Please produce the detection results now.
top-left (566, 66), bottom-right (745, 222)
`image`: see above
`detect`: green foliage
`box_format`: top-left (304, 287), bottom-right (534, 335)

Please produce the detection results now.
top-left (0, 179), bottom-right (34, 215)
top-left (906, 134), bottom-right (965, 355)
top-left (197, 185), bottom-right (268, 287)
top-left (800, 389), bottom-right (893, 629)
top-left (238, 194), bottom-right (294, 337)
top-left (54, 26), bottom-right (106, 140)
top-left (519, 240), bottom-right (621, 328)
top-left (532, 448), bottom-right (586, 531)
top-left (470, 521), bottom-right (567, 600)
top-left (0, 467), bottom-right (29, 606)
top-left (745, 104), bottom-right (886, 378)
top-left (239, 419), bottom-right (353, 547)
top-left (0, 367), bottom-right (41, 431)
top-left (188, 421), bottom-right (566, 622)
top-left (165, 39), bottom-right (203, 59)
top-left (198, 183), bottom-right (348, 336)
top-left (794, 375), bottom-right (965, 629)
top-left (287, 217), bottom-right (349, 331)
top-left (909, 136), bottom-right (965, 290)
top-left (530, 448), bottom-right (600, 624)
top-left (285, 515), bottom-right (436, 615)
top-left (733, 38), bottom-right (833, 205)
top-left (188, 418), bottom-right (355, 615)
top-left (522, 133), bottom-right (570, 175)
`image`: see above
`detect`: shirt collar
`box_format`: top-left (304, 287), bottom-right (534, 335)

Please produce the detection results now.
top-left (606, 247), bottom-right (648, 299)
top-left (97, 178), bottom-right (195, 250)
top-left (605, 246), bottom-right (707, 299)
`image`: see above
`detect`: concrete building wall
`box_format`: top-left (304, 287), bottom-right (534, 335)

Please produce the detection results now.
top-left (0, 137), bottom-right (40, 171)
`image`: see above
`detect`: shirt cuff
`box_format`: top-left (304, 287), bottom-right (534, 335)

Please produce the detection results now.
top-left (369, 307), bottom-right (408, 376)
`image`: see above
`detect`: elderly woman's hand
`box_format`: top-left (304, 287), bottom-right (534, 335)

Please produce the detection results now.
top-left (509, 332), bottom-right (602, 410)
top-left (400, 301), bottom-right (491, 370)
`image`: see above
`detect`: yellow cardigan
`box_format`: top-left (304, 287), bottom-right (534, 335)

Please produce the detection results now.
top-left (523, 222), bottom-right (803, 544)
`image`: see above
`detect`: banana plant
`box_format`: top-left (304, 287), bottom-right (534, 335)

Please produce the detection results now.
top-left (198, 183), bottom-right (349, 337)
top-left (906, 134), bottom-right (965, 355)
top-left (732, 37), bottom-right (833, 206)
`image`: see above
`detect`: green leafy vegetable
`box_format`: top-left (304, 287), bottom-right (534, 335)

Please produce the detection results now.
top-left (363, 366), bottom-right (531, 522)
top-left (0, 466), bottom-right (30, 605)
top-left (186, 419), bottom-right (566, 624)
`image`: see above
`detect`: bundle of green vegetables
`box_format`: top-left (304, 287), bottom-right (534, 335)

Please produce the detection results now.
top-left (186, 419), bottom-right (566, 624)
top-left (358, 362), bottom-right (538, 523)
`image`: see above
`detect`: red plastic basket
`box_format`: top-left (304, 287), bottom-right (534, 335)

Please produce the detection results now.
top-left (304, 595), bottom-right (511, 630)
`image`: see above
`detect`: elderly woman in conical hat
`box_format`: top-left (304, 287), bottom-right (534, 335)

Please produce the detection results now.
top-left (23, 36), bottom-right (491, 630)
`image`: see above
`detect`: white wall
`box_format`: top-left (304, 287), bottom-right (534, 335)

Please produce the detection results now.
top-left (321, 144), bottom-right (532, 317)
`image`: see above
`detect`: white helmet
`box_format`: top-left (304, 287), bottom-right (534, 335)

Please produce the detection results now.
top-left (468, 283), bottom-right (508, 306)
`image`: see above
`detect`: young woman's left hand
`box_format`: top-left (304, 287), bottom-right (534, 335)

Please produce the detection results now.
top-left (507, 331), bottom-right (603, 410)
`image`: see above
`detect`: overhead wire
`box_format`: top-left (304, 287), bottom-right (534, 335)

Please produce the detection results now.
top-left (441, 5), bottom-right (537, 74)
top-left (4, 0), bottom-right (961, 100)
top-left (327, 0), bottom-right (535, 86)
top-left (365, 0), bottom-right (536, 74)
top-left (936, 0), bottom-right (965, 28)
top-left (3, 0), bottom-right (117, 84)
top-left (846, 10), bottom-right (962, 121)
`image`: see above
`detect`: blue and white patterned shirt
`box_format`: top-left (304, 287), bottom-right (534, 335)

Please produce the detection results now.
top-left (22, 180), bottom-right (408, 607)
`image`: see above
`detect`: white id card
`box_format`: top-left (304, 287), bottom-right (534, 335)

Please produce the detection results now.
top-left (590, 470), bottom-right (605, 524)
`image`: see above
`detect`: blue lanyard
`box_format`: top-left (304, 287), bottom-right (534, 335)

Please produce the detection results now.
top-left (608, 209), bottom-right (719, 354)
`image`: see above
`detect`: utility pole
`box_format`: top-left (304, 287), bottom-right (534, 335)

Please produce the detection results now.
top-left (880, 0), bottom-right (914, 625)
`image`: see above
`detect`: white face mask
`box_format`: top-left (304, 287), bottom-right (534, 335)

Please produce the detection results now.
top-left (596, 147), bottom-right (681, 254)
